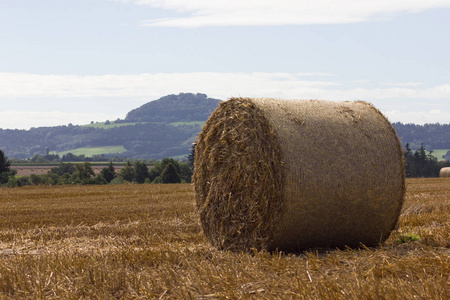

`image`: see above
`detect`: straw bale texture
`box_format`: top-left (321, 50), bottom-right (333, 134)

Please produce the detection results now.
top-left (439, 167), bottom-right (450, 177)
top-left (194, 97), bottom-right (405, 252)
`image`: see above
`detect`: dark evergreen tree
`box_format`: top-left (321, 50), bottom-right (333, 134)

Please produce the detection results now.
top-left (413, 144), bottom-right (427, 177)
top-left (160, 158), bottom-right (181, 174)
top-left (423, 149), bottom-right (439, 176)
top-left (120, 161), bottom-right (136, 182)
top-left (161, 162), bottom-right (181, 183)
top-left (404, 143), bottom-right (414, 177)
top-left (0, 149), bottom-right (11, 184)
top-left (100, 161), bottom-right (116, 183)
top-left (179, 162), bottom-right (193, 183)
top-left (0, 149), bottom-right (11, 173)
top-left (403, 143), bottom-right (447, 177)
top-left (134, 161), bottom-right (150, 183)
top-left (188, 143), bottom-right (196, 170)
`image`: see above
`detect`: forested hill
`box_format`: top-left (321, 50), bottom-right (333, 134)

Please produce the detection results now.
top-left (0, 93), bottom-right (221, 159)
top-left (0, 94), bottom-right (449, 160)
top-left (392, 122), bottom-right (450, 150)
top-left (126, 93), bottom-right (221, 123)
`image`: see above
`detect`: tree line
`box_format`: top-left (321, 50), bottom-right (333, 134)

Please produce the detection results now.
top-left (0, 122), bottom-right (199, 159)
top-left (393, 122), bottom-right (450, 150)
top-left (403, 143), bottom-right (450, 178)
top-left (2, 142), bottom-right (450, 187)
top-left (11, 152), bottom-right (129, 164)
top-left (0, 149), bottom-right (193, 187)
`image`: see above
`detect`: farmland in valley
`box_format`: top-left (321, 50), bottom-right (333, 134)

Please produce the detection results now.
top-left (431, 149), bottom-right (450, 161)
top-left (51, 146), bottom-right (127, 157)
top-left (0, 179), bottom-right (448, 298)
top-left (12, 164), bottom-right (127, 177)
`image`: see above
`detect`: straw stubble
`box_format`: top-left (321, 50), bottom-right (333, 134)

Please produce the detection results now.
top-left (194, 97), bottom-right (405, 252)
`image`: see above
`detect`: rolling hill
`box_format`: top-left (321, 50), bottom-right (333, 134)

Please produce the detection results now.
top-left (0, 93), bottom-right (221, 159)
top-left (126, 93), bottom-right (220, 123)
top-left (0, 94), bottom-right (449, 161)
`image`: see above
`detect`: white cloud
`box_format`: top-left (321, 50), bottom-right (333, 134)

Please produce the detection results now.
top-left (385, 109), bottom-right (450, 125)
top-left (122, 0), bottom-right (450, 27)
top-left (1, 72), bottom-right (449, 128)
top-left (0, 72), bottom-right (339, 100)
top-left (2, 72), bottom-right (450, 101)
top-left (379, 82), bottom-right (424, 87)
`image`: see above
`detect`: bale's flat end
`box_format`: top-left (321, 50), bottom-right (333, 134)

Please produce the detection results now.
top-left (193, 98), bottom-right (284, 251)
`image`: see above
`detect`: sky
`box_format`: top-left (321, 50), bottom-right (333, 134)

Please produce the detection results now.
top-left (1, 0), bottom-right (450, 129)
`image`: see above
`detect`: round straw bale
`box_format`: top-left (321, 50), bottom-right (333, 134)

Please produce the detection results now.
top-left (194, 98), bottom-right (405, 252)
top-left (439, 167), bottom-right (450, 177)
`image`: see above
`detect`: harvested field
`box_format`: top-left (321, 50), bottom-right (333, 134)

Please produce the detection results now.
top-left (12, 165), bottom-right (126, 176)
top-left (12, 166), bottom-right (52, 176)
top-left (0, 179), bottom-right (448, 299)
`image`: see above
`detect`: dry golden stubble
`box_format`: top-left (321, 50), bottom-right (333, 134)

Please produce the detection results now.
top-left (0, 180), bottom-right (448, 299)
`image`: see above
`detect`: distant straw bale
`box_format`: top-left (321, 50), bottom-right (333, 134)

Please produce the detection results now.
top-left (193, 97), bottom-right (405, 252)
top-left (439, 167), bottom-right (450, 177)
